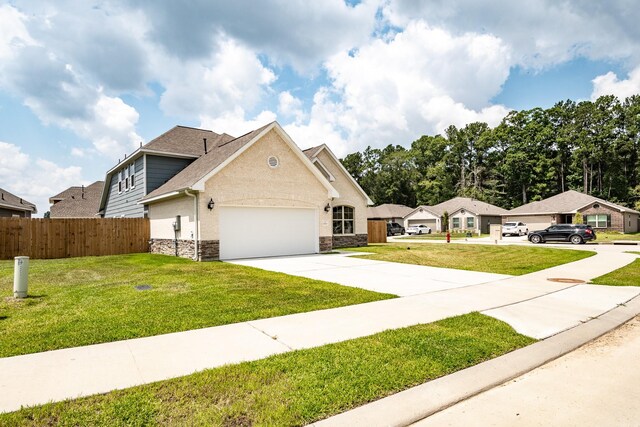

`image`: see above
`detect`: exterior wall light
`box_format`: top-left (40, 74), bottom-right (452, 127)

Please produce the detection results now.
top-left (207, 198), bottom-right (215, 210)
top-left (324, 203), bottom-right (331, 212)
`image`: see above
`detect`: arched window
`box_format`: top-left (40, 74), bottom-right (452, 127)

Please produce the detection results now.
top-left (333, 206), bottom-right (354, 235)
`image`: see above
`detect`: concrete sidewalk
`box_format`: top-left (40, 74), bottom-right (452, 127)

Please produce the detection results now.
top-left (1, 249), bottom-right (638, 413)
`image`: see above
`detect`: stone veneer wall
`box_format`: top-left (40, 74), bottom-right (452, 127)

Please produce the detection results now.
top-left (319, 236), bottom-right (332, 252)
top-left (150, 238), bottom-right (219, 261)
top-left (198, 240), bottom-right (219, 261)
top-left (332, 234), bottom-right (368, 249)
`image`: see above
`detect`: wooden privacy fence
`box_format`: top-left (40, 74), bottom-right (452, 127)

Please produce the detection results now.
top-left (0, 218), bottom-right (150, 260)
top-left (367, 220), bottom-right (387, 244)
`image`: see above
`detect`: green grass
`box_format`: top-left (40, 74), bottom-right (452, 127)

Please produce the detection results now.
top-left (591, 258), bottom-right (640, 287)
top-left (0, 254), bottom-right (393, 357)
top-left (396, 232), bottom-right (488, 240)
top-left (595, 231), bottom-right (640, 243)
top-left (343, 243), bottom-right (595, 276)
top-left (0, 313), bottom-right (535, 426)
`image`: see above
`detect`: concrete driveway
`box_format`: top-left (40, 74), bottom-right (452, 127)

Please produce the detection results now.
top-left (229, 253), bottom-right (511, 297)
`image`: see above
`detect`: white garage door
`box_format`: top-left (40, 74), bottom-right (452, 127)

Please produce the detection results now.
top-left (219, 207), bottom-right (318, 260)
top-left (408, 219), bottom-right (436, 227)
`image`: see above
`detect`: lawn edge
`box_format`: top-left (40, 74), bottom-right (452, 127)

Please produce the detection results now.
top-left (312, 294), bottom-right (640, 427)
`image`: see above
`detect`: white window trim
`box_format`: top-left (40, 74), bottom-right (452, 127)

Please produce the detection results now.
top-left (333, 205), bottom-right (355, 235)
top-left (130, 164), bottom-right (136, 189)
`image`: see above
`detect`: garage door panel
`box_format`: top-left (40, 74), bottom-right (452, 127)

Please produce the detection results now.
top-left (408, 219), bottom-right (436, 227)
top-left (219, 207), bottom-right (317, 260)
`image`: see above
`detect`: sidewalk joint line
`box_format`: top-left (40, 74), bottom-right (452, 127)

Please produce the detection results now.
top-left (247, 322), bottom-right (294, 351)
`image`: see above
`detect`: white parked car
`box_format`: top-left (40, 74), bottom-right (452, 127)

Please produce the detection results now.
top-left (502, 221), bottom-right (528, 236)
top-left (407, 224), bottom-right (432, 235)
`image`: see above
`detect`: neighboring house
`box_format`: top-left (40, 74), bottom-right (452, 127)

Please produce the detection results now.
top-left (404, 197), bottom-right (507, 233)
top-left (98, 126), bottom-right (234, 218)
top-left (49, 181), bottom-right (104, 218)
top-left (0, 188), bottom-right (36, 218)
top-left (139, 121), bottom-right (373, 261)
top-left (402, 205), bottom-right (442, 231)
top-left (367, 204), bottom-right (414, 224)
top-left (503, 190), bottom-right (640, 233)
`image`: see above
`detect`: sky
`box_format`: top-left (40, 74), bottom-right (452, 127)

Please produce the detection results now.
top-left (1, 0), bottom-right (640, 216)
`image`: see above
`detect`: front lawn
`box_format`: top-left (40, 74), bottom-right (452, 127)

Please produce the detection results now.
top-left (594, 231), bottom-right (640, 243)
top-left (0, 254), bottom-right (393, 357)
top-left (344, 243), bottom-right (594, 276)
top-left (591, 258), bottom-right (640, 286)
top-left (397, 232), bottom-right (488, 240)
top-left (0, 313), bottom-right (535, 426)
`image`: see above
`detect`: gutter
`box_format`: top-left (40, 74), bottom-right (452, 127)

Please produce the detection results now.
top-left (184, 189), bottom-right (199, 261)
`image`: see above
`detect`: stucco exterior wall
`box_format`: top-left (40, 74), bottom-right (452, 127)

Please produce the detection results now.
top-left (315, 150), bottom-right (368, 236)
top-left (449, 210), bottom-right (480, 232)
top-left (199, 129), bottom-right (332, 241)
top-left (148, 195), bottom-right (196, 240)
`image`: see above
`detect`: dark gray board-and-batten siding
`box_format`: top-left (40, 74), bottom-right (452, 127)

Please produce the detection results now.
top-left (103, 155), bottom-right (194, 218)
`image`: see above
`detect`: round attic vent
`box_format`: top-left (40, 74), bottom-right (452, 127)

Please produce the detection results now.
top-left (593, 203), bottom-right (600, 209)
top-left (268, 156), bottom-right (279, 168)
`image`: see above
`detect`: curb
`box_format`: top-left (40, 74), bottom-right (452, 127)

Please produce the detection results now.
top-left (310, 295), bottom-right (640, 427)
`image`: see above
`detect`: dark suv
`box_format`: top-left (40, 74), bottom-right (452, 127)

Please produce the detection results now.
top-left (528, 224), bottom-right (596, 244)
top-left (387, 222), bottom-right (405, 236)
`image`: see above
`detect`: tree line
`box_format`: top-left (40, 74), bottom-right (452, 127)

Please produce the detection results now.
top-left (341, 95), bottom-right (640, 210)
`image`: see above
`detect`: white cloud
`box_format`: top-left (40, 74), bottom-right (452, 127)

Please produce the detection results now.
top-left (133, 0), bottom-right (379, 71)
top-left (0, 141), bottom-right (84, 216)
top-left (0, 4), bottom-right (35, 60)
top-left (277, 91), bottom-right (305, 123)
top-left (287, 21), bottom-right (512, 155)
top-left (199, 107), bottom-right (277, 137)
top-left (591, 66), bottom-right (640, 100)
top-left (384, 0), bottom-right (640, 69)
top-left (158, 37), bottom-right (276, 120)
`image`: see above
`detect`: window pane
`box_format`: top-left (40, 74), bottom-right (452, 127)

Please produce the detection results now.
top-left (452, 218), bottom-right (460, 228)
top-left (466, 217), bottom-right (474, 228)
top-left (332, 206), bottom-right (342, 220)
top-left (333, 220), bottom-right (343, 235)
top-left (344, 220), bottom-right (354, 234)
top-left (343, 206), bottom-right (354, 219)
top-left (130, 174), bottom-right (135, 187)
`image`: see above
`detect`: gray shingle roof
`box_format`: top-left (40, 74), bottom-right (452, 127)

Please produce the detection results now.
top-left (49, 181), bottom-right (104, 218)
top-left (367, 203), bottom-right (414, 219)
top-left (141, 123), bottom-right (274, 201)
top-left (429, 197), bottom-right (507, 216)
top-left (0, 188), bottom-right (37, 213)
top-left (144, 126), bottom-right (232, 156)
top-left (506, 190), bottom-right (640, 215)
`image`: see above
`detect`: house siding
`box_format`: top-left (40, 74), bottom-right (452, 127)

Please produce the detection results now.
top-left (578, 203), bottom-right (624, 233)
top-left (146, 155), bottom-right (194, 194)
top-left (103, 157), bottom-right (145, 218)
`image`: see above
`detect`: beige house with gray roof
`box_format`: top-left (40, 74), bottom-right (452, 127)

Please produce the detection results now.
top-left (140, 122), bottom-right (373, 260)
top-left (503, 190), bottom-right (640, 233)
top-left (404, 197), bottom-right (507, 233)
top-left (367, 204), bottom-right (414, 224)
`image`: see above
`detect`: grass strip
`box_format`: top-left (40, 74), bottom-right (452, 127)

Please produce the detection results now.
top-left (591, 258), bottom-right (640, 287)
top-left (344, 243), bottom-right (594, 276)
top-left (0, 313), bottom-right (535, 426)
top-left (0, 254), bottom-right (393, 357)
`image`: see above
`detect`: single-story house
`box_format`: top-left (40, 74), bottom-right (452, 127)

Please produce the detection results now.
top-left (0, 188), bottom-right (37, 218)
top-left (139, 121), bottom-right (373, 260)
top-left (367, 204), bottom-right (414, 224)
top-left (49, 181), bottom-right (104, 218)
top-left (404, 197), bottom-right (507, 233)
top-left (503, 190), bottom-right (640, 233)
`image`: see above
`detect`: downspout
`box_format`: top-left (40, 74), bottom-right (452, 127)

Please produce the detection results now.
top-left (184, 189), bottom-right (199, 261)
